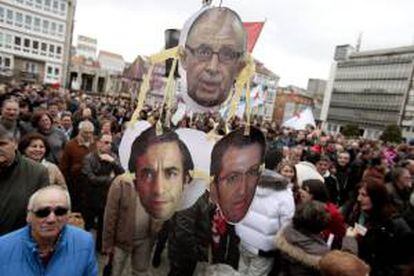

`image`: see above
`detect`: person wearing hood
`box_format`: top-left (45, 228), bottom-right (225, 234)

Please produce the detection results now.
top-left (236, 169), bottom-right (295, 276)
top-left (275, 201), bottom-right (358, 276)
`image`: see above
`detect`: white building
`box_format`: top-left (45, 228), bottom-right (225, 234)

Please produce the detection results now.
top-left (76, 35), bottom-right (96, 60)
top-left (0, 0), bottom-right (76, 86)
top-left (98, 50), bottom-right (125, 73)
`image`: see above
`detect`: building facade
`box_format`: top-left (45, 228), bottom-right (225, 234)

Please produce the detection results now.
top-left (307, 78), bottom-right (327, 120)
top-left (0, 0), bottom-right (76, 86)
top-left (324, 44), bottom-right (414, 139)
top-left (76, 35), bottom-right (96, 60)
top-left (273, 86), bottom-right (314, 125)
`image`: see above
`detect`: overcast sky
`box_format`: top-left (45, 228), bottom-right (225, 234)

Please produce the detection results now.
top-left (74, 0), bottom-right (414, 88)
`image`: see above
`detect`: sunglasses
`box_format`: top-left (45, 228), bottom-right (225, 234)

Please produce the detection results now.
top-left (32, 206), bottom-right (69, 218)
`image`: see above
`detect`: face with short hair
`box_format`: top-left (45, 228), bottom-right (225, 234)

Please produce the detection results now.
top-left (61, 116), bottom-right (72, 130)
top-left (135, 142), bottom-right (186, 220)
top-left (98, 134), bottom-right (112, 154)
top-left (316, 160), bottom-right (329, 175)
top-left (182, 9), bottom-right (245, 107)
top-left (101, 122), bottom-right (112, 135)
top-left (280, 165), bottom-right (295, 182)
top-left (2, 101), bottom-right (19, 121)
top-left (0, 137), bottom-right (17, 168)
top-left (211, 144), bottom-right (262, 223)
top-left (48, 105), bottom-right (59, 118)
top-left (337, 152), bottom-right (350, 167)
top-left (397, 168), bottom-right (412, 190)
top-left (27, 189), bottom-right (69, 241)
top-left (79, 124), bottom-right (94, 142)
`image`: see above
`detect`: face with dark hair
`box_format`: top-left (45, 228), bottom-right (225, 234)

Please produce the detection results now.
top-left (182, 8), bottom-right (246, 107)
top-left (357, 185), bottom-right (373, 212)
top-left (211, 143), bottom-right (262, 223)
top-left (134, 141), bottom-right (189, 220)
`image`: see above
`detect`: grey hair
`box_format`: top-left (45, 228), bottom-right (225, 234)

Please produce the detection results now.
top-left (78, 120), bottom-right (94, 131)
top-left (27, 185), bottom-right (71, 211)
top-left (2, 98), bottom-right (19, 108)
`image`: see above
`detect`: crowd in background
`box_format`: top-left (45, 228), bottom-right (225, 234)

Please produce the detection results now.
top-left (0, 82), bottom-right (413, 276)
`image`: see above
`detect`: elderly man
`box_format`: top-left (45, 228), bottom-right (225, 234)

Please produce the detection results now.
top-left (0, 98), bottom-right (30, 140)
top-left (128, 126), bottom-right (194, 220)
top-left (0, 124), bottom-right (49, 236)
top-left (177, 6), bottom-right (247, 113)
top-left (81, 133), bottom-right (124, 251)
top-left (0, 185), bottom-right (98, 275)
top-left (60, 120), bottom-right (95, 213)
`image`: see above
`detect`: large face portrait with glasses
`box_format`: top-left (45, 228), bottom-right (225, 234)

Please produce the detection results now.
top-left (210, 127), bottom-right (266, 223)
top-left (180, 7), bottom-right (246, 109)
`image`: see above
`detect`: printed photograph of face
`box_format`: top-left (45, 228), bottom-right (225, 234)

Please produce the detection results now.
top-left (128, 126), bottom-right (194, 220)
top-left (210, 127), bottom-right (266, 223)
top-left (181, 7), bottom-right (246, 108)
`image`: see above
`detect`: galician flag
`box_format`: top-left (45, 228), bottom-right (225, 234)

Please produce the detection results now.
top-left (282, 108), bottom-right (316, 130)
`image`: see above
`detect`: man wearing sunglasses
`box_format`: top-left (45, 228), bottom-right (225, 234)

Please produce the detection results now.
top-left (81, 133), bottom-right (124, 251)
top-left (0, 185), bottom-right (98, 275)
top-left (178, 7), bottom-right (247, 112)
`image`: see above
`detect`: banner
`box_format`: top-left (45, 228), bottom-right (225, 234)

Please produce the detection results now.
top-left (282, 108), bottom-right (316, 130)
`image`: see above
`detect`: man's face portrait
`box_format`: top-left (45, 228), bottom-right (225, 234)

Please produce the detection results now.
top-left (0, 137), bottom-right (17, 168)
top-left (182, 8), bottom-right (246, 107)
top-left (135, 141), bottom-right (187, 220)
top-left (27, 189), bottom-right (69, 240)
top-left (212, 143), bottom-right (262, 223)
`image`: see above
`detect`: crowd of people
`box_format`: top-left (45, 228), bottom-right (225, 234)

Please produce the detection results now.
top-left (0, 81), bottom-right (412, 276)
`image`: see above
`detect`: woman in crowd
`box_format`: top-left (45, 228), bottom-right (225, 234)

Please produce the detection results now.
top-left (277, 160), bottom-right (297, 190)
top-left (18, 132), bottom-right (66, 188)
top-left (343, 179), bottom-right (413, 276)
top-left (31, 110), bottom-right (67, 164)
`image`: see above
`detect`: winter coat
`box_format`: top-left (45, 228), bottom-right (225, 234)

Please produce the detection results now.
top-left (275, 224), bottom-right (357, 276)
top-left (102, 174), bottom-right (150, 253)
top-left (358, 215), bottom-right (413, 276)
top-left (41, 159), bottom-right (66, 188)
top-left (236, 170), bottom-right (295, 255)
top-left (81, 152), bottom-right (124, 210)
top-left (0, 225), bottom-right (98, 275)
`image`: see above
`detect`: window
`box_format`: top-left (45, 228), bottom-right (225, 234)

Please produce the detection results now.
top-left (34, 17), bottom-right (41, 32)
top-left (42, 20), bottom-right (49, 34)
top-left (6, 10), bottom-right (13, 25)
top-left (4, 58), bottom-right (10, 68)
top-left (58, 24), bottom-right (64, 34)
top-left (47, 66), bottom-right (52, 74)
top-left (0, 7), bottom-right (4, 22)
top-left (60, 2), bottom-right (66, 14)
top-left (49, 44), bottom-right (54, 53)
top-left (50, 22), bottom-right (56, 35)
top-left (54, 67), bottom-right (59, 75)
top-left (44, 0), bottom-right (51, 11)
top-left (24, 38), bottom-right (30, 48)
top-left (35, 0), bottom-right (42, 8)
top-left (26, 0), bottom-right (34, 7)
top-left (56, 46), bottom-right (62, 54)
top-left (14, 36), bottom-right (21, 46)
top-left (15, 12), bottom-right (23, 27)
top-left (41, 42), bottom-right (47, 51)
top-left (5, 34), bottom-right (12, 49)
top-left (52, 0), bottom-right (58, 11)
top-left (33, 40), bottom-right (39, 49)
top-left (25, 15), bottom-right (32, 29)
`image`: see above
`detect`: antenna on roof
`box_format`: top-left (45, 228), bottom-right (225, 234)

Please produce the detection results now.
top-left (356, 32), bottom-right (363, 52)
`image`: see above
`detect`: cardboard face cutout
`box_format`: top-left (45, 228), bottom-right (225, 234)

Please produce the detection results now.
top-left (178, 7), bottom-right (247, 113)
top-left (210, 127), bottom-right (265, 223)
top-left (119, 122), bottom-right (214, 221)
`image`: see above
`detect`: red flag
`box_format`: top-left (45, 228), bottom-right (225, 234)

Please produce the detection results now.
top-left (243, 22), bottom-right (265, 53)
